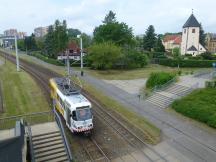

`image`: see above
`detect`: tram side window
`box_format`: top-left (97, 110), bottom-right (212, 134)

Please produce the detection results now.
top-left (72, 111), bottom-right (77, 121)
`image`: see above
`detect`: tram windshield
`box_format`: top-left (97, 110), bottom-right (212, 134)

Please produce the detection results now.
top-left (76, 107), bottom-right (92, 121)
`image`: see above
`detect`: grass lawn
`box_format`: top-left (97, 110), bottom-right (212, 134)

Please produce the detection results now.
top-left (85, 64), bottom-right (206, 80)
top-left (172, 88), bottom-right (216, 128)
top-left (0, 56), bottom-right (50, 117)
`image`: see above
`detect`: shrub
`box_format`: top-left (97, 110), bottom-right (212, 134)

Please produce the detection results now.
top-left (158, 58), bottom-right (216, 67)
top-left (31, 52), bottom-right (64, 66)
top-left (88, 42), bottom-right (122, 70)
top-left (121, 50), bottom-right (149, 69)
top-left (146, 72), bottom-right (176, 89)
top-left (205, 81), bottom-right (216, 88)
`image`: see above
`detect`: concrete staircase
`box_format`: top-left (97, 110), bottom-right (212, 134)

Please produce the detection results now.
top-left (164, 84), bottom-right (192, 96)
top-left (32, 131), bottom-right (69, 162)
top-left (146, 84), bottom-right (192, 108)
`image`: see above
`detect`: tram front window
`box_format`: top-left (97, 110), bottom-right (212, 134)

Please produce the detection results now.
top-left (76, 108), bottom-right (92, 121)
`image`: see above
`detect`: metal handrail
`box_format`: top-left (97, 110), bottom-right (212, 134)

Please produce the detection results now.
top-left (53, 108), bottom-right (73, 161)
top-left (27, 123), bottom-right (35, 162)
top-left (142, 77), bottom-right (177, 99)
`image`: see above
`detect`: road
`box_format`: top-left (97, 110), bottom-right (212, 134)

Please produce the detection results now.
top-left (76, 71), bottom-right (216, 162)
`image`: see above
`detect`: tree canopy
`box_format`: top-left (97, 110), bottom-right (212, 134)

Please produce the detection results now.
top-left (102, 10), bottom-right (116, 24)
top-left (199, 23), bottom-right (206, 46)
top-left (44, 20), bottom-right (68, 58)
top-left (143, 25), bottom-right (157, 51)
top-left (93, 11), bottom-right (134, 46)
top-left (87, 42), bottom-right (122, 70)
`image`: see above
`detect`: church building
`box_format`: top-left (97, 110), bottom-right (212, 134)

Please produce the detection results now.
top-left (181, 13), bottom-right (206, 56)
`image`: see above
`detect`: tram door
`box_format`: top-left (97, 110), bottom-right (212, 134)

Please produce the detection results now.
top-left (66, 107), bottom-right (71, 127)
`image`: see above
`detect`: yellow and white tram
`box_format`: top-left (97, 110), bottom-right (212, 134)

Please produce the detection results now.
top-left (49, 77), bottom-right (93, 134)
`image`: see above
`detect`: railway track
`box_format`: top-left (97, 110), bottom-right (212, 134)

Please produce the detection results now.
top-left (81, 137), bottom-right (110, 162)
top-left (0, 51), bottom-right (168, 161)
top-left (91, 100), bottom-right (167, 162)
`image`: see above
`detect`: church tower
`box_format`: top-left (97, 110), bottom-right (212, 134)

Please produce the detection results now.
top-left (181, 13), bottom-right (206, 56)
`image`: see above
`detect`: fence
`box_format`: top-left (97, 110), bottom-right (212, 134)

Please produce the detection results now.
top-left (0, 111), bottom-right (54, 130)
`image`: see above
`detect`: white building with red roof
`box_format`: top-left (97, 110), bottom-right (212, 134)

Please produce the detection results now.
top-left (162, 34), bottom-right (182, 51)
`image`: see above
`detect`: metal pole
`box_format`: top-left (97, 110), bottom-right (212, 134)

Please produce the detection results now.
top-left (66, 50), bottom-right (70, 76)
top-left (15, 36), bottom-right (20, 71)
top-left (80, 37), bottom-right (83, 76)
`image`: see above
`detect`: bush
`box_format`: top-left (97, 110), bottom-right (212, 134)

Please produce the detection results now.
top-left (121, 50), bottom-right (149, 69)
top-left (88, 42), bottom-right (122, 70)
top-left (172, 88), bottom-right (216, 128)
top-left (31, 52), bottom-right (64, 66)
top-left (205, 81), bottom-right (216, 88)
top-left (157, 58), bottom-right (216, 67)
top-left (146, 72), bottom-right (176, 89)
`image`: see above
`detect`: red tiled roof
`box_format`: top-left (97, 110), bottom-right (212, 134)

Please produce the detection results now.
top-left (163, 34), bottom-right (182, 44)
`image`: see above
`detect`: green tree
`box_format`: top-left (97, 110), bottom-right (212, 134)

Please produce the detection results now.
top-left (17, 39), bottom-right (25, 51)
top-left (154, 35), bottom-right (165, 52)
top-left (122, 50), bottom-right (148, 69)
top-left (102, 10), bottom-right (116, 24)
top-left (44, 20), bottom-right (69, 58)
top-left (45, 25), bottom-right (55, 57)
top-left (93, 11), bottom-right (134, 46)
top-left (68, 28), bottom-right (81, 38)
top-left (172, 47), bottom-right (181, 68)
top-left (199, 23), bottom-right (206, 46)
top-left (88, 42), bottom-right (122, 70)
top-left (143, 25), bottom-right (157, 51)
top-left (24, 34), bottom-right (37, 52)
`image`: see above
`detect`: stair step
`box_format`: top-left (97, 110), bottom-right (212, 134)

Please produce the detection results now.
top-left (34, 143), bottom-right (65, 154)
top-left (33, 133), bottom-right (61, 142)
top-left (33, 131), bottom-right (60, 138)
top-left (33, 136), bottom-right (62, 145)
top-left (34, 141), bottom-right (63, 150)
top-left (35, 148), bottom-right (66, 159)
top-left (36, 151), bottom-right (67, 162)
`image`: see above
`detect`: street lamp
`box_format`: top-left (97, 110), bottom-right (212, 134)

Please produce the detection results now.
top-left (77, 34), bottom-right (84, 76)
top-left (14, 35), bottom-right (20, 72)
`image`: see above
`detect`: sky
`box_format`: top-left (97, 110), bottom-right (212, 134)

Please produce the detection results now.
top-left (0, 0), bottom-right (215, 36)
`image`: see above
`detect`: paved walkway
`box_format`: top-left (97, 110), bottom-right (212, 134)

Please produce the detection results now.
top-left (77, 71), bottom-right (216, 162)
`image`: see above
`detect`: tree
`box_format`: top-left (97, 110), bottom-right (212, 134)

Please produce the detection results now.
top-left (81, 33), bottom-right (92, 48)
top-left (122, 50), bottom-right (148, 69)
top-left (44, 20), bottom-right (69, 58)
top-left (199, 23), bottom-right (206, 46)
top-left (68, 28), bottom-right (81, 38)
top-left (24, 34), bottom-right (37, 52)
top-left (154, 35), bottom-right (165, 52)
top-left (88, 42), bottom-right (122, 70)
top-left (172, 47), bottom-right (181, 68)
top-left (93, 21), bottom-right (133, 46)
top-left (143, 25), bottom-right (157, 51)
top-left (17, 39), bottom-right (25, 51)
top-left (102, 10), bottom-right (116, 24)
top-left (45, 25), bottom-right (55, 57)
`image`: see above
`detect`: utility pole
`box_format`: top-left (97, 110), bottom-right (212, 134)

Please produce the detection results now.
top-left (66, 49), bottom-right (70, 76)
top-left (15, 35), bottom-right (20, 71)
top-left (77, 35), bottom-right (84, 76)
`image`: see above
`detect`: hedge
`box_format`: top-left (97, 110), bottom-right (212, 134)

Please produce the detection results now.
top-left (156, 58), bottom-right (216, 67)
top-left (146, 72), bottom-right (176, 89)
top-left (31, 52), bottom-right (65, 66)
